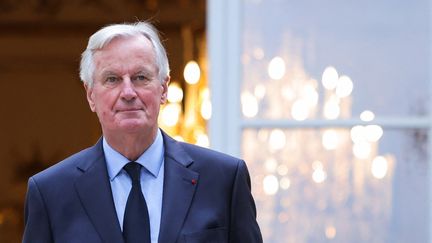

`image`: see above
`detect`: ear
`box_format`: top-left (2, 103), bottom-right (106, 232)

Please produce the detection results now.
top-left (84, 83), bottom-right (96, 112)
top-left (160, 76), bottom-right (170, 105)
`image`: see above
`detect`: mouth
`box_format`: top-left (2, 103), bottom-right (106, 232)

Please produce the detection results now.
top-left (115, 108), bottom-right (143, 113)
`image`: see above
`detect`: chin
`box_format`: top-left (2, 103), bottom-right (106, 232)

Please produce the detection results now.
top-left (123, 119), bottom-right (158, 133)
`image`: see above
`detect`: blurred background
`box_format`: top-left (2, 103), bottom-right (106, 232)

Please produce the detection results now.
top-left (0, 0), bottom-right (430, 242)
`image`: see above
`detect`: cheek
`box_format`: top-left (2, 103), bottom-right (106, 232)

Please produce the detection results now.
top-left (95, 107), bottom-right (110, 122)
top-left (93, 94), bottom-right (116, 116)
top-left (141, 89), bottom-right (163, 107)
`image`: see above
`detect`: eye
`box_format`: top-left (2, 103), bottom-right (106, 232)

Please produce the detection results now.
top-left (133, 75), bottom-right (148, 81)
top-left (106, 76), bottom-right (119, 83)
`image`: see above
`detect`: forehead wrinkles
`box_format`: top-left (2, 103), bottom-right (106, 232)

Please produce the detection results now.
top-left (95, 58), bottom-right (157, 78)
top-left (93, 38), bottom-right (158, 77)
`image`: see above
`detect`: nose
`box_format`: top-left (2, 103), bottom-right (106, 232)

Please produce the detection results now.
top-left (120, 77), bottom-right (137, 101)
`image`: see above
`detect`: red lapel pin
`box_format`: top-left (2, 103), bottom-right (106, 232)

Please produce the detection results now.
top-left (191, 179), bottom-right (197, 185)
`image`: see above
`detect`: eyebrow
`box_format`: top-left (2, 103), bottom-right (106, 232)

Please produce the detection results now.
top-left (100, 71), bottom-right (118, 77)
top-left (98, 65), bottom-right (157, 78)
top-left (133, 70), bottom-right (153, 76)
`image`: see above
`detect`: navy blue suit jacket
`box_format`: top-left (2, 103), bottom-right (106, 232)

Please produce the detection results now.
top-left (23, 132), bottom-right (262, 243)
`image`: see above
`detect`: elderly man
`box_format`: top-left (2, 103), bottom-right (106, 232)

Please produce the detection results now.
top-left (22, 22), bottom-right (262, 243)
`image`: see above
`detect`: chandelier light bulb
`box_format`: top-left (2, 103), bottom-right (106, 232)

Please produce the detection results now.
top-left (167, 82), bottom-right (184, 103)
top-left (322, 130), bottom-right (339, 150)
top-left (371, 156), bottom-right (388, 179)
top-left (322, 66), bottom-right (339, 90)
top-left (268, 56), bottom-right (286, 80)
top-left (365, 125), bottom-right (383, 142)
top-left (325, 225), bottom-right (337, 239)
top-left (291, 99), bottom-right (309, 121)
top-left (160, 103), bottom-right (181, 127)
top-left (279, 177), bottom-right (291, 190)
top-left (263, 175), bottom-right (279, 195)
top-left (312, 168), bottom-right (327, 183)
top-left (183, 60), bottom-right (201, 84)
top-left (254, 84), bottom-right (266, 99)
top-left (353, 141), bottom-right (372, 159)
top-left (268, 129), bottom-right (286, 151)
top-left (200, 99), bottom-right (212, 120)
top-left (360, 110), bottom-right (375, 121)
top-left (241, 91), bottom-right (259, 118)
top-left (351, 125), bottom-right (367, 143)
top-left (312, 160), bottom-right (327, 183)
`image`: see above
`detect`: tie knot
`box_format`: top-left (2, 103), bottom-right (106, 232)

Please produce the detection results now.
top-left (124, 162), bottom-right (142, 184)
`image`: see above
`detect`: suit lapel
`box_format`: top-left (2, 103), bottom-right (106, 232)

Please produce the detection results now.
top-left (158, 133), bottom-right (199, 243)
top-left (74, 140), bottom-right (124, 243)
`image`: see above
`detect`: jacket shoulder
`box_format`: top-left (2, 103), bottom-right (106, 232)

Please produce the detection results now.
top-left (31, 143), bottom-right (100, 184)
top-left (178, 142), bottom-right (245, 172)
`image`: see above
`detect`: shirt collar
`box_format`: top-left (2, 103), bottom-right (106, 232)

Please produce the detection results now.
top-left (103, 129), bottom-right (165, 181)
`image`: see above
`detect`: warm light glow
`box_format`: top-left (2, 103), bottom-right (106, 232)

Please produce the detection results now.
top-left (268, 56), bottom-right (286, 80)
top-left (242, 54), bottom-right (251, 65)
top-left (278, 212), bottom-right (289, 223)
top-left (184, 110), bottom-right (196, 127)
top-left (322, 129), bottom-right (339, 150)
top-left (371, 156), bottom-right (388, 179)
top-left (350, 125), bottom-right (367, 143)
top-left (322, 66), bottom-right (339, 90)
top-left (360, 110), bottom-right (375, 122)
top-left (183, 61), bottom-right (201, 84)
top-left (200, 99), bottom-right (212, 120)
top-left (173, 135), bottom-right (184, 142)
top-left (241, 91), bottom-right (259, 118)
top-left (282, 86), bottom-right (295, 101)
top-left (160, 103), bottom-right (181, 127)
top-left (336, 75), bottom-right (353, 98)
top-left (265, 158), bottom-right (278, 173)
top-left (280, 177), bottom-right (291, 190)
top-left (353, 142), bottom-right (372, 159)
top-left (254, 84), bottom-right (266, 99)
top-left (303, 84), bottom-right (319, 106)
top-left (312, 168), bottom-right (327, 183)
top-left (277, 164), bottom-right (289, 175)
top-left (269, 129), bottom-right (286, 151)
top-left (324, 98), bottom-right (340, 119)
top-left (312, 160), bottom-right (324, 170)
top-left (239, 48), bottom-right (398, 241)
top-left (257, 129), bottom-right (269, 142)
top-left (167, 82), bottom-right (183, 103)
top-left (312, 161), bottom-right (327, 183)
top-left (291, 99), bottom-right (309, 121)
top-left (253, 47), bottom-right (265, 60)
top-left (365, 125), bottom-right (383, 142)
top-left (263, 175), bottom-right (279, 195)
top-left (325, 225), bottom-right (337, 239)
top-left (195, 133), bottom-right (210, 148)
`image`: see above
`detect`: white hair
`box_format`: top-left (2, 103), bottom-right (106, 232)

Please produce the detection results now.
top-left (79, 22), bottom-right (170, 86)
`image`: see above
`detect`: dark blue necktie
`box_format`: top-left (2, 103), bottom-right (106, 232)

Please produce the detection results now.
top-left (123, 162), bottom-right (151, 243)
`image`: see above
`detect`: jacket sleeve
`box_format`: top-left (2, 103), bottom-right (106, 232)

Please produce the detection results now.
top-left (22, 177), bottom-right (53, 243)
top-left (229, 160), bottom-right (263, 243)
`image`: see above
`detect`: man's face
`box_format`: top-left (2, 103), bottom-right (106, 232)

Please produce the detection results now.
top-left (85, 35), bottom-right (168, 137)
